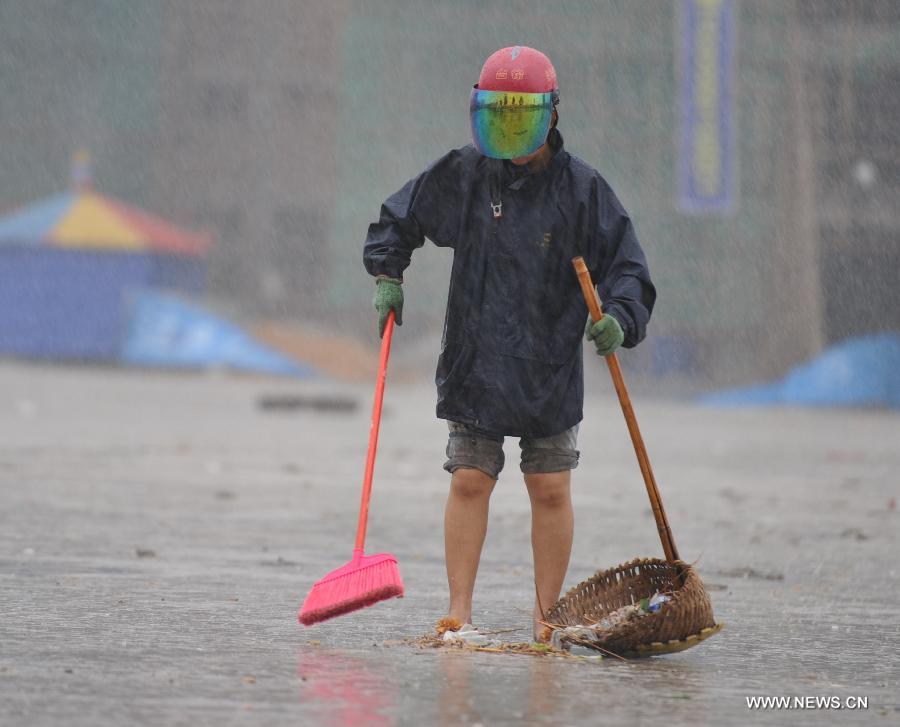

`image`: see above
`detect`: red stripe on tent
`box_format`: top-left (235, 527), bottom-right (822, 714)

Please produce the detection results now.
top-left (103, 197), bottom-right (212, 256)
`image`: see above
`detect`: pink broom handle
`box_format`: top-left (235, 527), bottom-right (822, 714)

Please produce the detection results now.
top-left (354, 310), bottom-right (395, 554)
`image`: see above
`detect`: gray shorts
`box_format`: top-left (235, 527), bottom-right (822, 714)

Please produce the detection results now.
top-left (443, 421), bottom-right (580, 479)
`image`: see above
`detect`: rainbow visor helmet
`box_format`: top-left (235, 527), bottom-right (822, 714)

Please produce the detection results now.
top-left (470, 46), bottom-right (559, 160)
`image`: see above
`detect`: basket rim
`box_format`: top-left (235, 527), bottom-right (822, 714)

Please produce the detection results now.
top-left (628, 622), bottom-right (724, 657)
top-left (546, 557), bottom-right (718, 656)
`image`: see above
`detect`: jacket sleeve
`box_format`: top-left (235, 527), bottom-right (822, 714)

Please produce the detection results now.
top-left (363, 149), bottom-right (462, 280)
top-left (588, 177), bottom-right (656, 348)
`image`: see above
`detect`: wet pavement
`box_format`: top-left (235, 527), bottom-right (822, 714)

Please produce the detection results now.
top-left (1, 362), bottom-right (898, 725)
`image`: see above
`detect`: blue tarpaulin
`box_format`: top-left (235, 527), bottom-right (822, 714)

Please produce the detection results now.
top-left (121, 291), bottom-right (316, 377)
top-left (702, 334), bottom-right (900, 409)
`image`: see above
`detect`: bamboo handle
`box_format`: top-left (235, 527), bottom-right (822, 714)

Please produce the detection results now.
top-left (572, 257), bottom-right (681, 566)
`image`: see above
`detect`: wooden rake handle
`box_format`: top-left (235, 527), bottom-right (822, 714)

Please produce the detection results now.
top-left (572, 257), bottom-right (681, 565)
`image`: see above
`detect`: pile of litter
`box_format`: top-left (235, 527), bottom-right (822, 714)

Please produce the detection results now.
top-left (403, 633), bottom-right (600, 660)
top-left (548, 593), bottom-right (671, 652)
top-left (396, 618), bottom-right (606, 660)
top-left (440, 622), bottom-right (498, 647)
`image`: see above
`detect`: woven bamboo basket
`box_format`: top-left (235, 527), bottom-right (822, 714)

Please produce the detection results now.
top-left (546, 557), bottom-right (722, 657)
top-left (561, 258), bottom-right (722, 657)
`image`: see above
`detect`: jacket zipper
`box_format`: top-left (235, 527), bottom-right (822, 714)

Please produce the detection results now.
top-left (489, 160), bottom-right (502, 235)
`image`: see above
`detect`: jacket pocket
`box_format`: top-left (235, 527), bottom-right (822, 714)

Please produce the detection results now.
top-left (436, 342), bottom-right (475, 389)
top-left (496, 295), bottom-right (584, 366)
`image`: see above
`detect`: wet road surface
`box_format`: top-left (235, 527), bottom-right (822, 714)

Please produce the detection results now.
top-left (1, 362), bottom-right (898, 725)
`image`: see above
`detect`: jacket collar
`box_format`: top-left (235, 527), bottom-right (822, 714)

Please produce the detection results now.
top-left (501, 128), bottom-right (568, 189)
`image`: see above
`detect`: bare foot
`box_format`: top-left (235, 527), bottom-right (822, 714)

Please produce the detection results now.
top-left (533, 623), bottom-right (552, 643)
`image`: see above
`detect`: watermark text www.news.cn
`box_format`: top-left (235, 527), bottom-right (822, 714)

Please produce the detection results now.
top-left (746, 696), bottom-right (868, 710)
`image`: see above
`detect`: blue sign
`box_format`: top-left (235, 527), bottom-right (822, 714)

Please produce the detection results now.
top-left (678, 0), bottom-right (736, 214)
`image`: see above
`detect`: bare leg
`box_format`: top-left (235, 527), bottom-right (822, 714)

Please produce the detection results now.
top-left (444, 467), bottom-right (496, 625)
top-left (525, 470), bottom-right (574, 640)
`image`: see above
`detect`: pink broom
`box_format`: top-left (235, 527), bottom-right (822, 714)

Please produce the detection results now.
top-left (298, 311), bottom-right (404, 625)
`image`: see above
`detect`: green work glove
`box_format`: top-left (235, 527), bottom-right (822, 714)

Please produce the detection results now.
top-left (585, 314), bottom-right (624, 356)
top-left (373, 277), bottom-right (403, 338)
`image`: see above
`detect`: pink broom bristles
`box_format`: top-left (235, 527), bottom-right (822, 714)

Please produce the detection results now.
top-left (299, 313), bottom-right (403, 627)
top-left (298, 550), bottom-right (404, 626)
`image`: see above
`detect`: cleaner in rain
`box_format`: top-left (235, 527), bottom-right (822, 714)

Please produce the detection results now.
top-left (363, 46), bottom-right (655, 642)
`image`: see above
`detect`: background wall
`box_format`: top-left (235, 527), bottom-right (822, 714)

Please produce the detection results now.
top-left (2, 0), bottom-right (898, 387)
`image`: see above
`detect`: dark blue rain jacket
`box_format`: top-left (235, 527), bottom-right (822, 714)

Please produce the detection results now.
top-left (364, 130), bottom-right (655, 438)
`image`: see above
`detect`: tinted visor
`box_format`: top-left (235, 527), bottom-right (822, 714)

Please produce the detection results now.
top-left (469, 88), bottom-right (553, 160)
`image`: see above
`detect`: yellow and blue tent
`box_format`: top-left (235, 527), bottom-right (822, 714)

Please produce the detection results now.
top-left (0, 185), bottom-right (211, 360)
